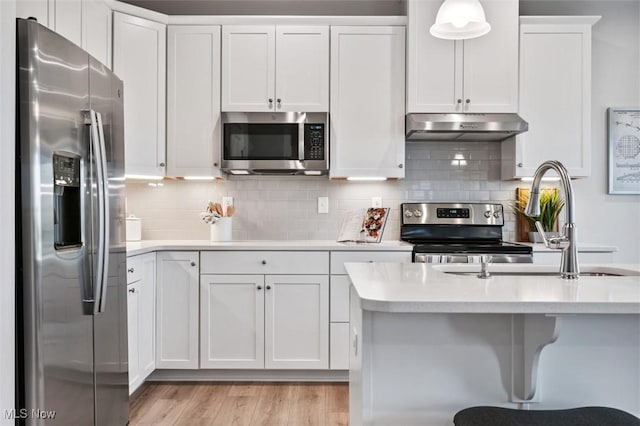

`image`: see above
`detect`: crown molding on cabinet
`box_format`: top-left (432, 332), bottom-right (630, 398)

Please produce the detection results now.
top-left (107, 0), bottom-right (407, 26)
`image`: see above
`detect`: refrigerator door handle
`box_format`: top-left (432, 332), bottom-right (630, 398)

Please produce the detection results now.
top-left (95, 111), bottom-right (110, 313)
top-left (89, 110), bottom-right (109, 314)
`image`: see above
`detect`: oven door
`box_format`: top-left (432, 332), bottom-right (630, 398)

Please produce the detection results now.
top-left (221, 112), bottom-right (328, 175)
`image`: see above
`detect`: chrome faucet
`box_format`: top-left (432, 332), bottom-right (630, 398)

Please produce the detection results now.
top-left (525, 160), bottom-right (579, 279)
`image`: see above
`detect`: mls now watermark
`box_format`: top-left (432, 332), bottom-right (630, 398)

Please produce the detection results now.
top-left (4, 408), bottom-right (57, 420)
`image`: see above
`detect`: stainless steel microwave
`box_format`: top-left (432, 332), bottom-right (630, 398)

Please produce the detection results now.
top-left (221, 112), bottom-right (328, 175)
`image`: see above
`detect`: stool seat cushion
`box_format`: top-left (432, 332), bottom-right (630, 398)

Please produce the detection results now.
top-left (453, 406), bottom-right (640, 426)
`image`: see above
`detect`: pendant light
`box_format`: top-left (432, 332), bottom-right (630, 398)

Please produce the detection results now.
top-left (430, 0), bottom-right (491, 40)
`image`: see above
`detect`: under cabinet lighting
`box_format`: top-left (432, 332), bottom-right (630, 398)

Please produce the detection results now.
top-left (229, 170), bottom-right (250, 175)
top-left (125, 175), bottom-right (164, 181)
top-left (520, 177), bottom-right (562, 182)
top-left (304, 171), bottom-right (323, 176)
top-left (346, 177), bottom-right (388, 181)
top-left (184, 176), bottom-right (216, 180)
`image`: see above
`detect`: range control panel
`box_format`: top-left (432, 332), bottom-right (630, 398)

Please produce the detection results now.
top-left (401, 203), bottom-right (504, 226)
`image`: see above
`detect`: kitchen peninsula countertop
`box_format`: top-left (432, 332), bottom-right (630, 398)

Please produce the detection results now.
top-left (126, 239), bottom-right (413, 256)
top-left (345, 262), bottom-right (640, 315)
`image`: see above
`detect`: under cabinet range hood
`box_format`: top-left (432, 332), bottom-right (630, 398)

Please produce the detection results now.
top-left (406, 113), bottom-right (528, 142)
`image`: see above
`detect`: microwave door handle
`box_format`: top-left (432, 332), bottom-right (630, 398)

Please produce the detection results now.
top-left (298, 122), bottom-right (305, 161)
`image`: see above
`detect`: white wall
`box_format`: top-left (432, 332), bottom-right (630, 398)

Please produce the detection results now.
top-left (521, 0), bottom-right (640, 263)
top-left (0, 0), bottom-right (16, 424)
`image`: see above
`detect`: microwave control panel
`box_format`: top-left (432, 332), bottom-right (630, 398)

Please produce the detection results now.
top-left (304, 124), bottom-right (325, 160)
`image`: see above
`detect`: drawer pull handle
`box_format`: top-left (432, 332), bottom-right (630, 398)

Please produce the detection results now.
top-left (128, 288), bottom-right (135, 294)
top-left (127, 268), bottom-right (134, 273)
top-left (262, 260), bottom-right (267, 265)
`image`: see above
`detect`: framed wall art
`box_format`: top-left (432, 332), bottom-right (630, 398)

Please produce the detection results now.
top-left (608, 107), bottom-right (640, 194)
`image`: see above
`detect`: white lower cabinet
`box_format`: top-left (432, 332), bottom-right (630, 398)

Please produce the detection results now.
top-left (126, 252), bottom-right (156, 394)
top-left (329, 251), bottom-right (412, 369)
top-left (156, 251), bottom-right (199, 369)
top-left (200, 251), bottom-right (330, 370)
top-left (200, 274), bottom-right (265, 369)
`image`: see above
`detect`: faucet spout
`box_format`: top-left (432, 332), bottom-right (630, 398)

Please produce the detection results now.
top-left (524, 161), bottom-right (579, 279)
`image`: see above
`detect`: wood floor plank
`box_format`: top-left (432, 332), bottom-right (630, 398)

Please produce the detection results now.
top-left (287, 383), bottom-right (327, 426)
top-left (129, 382), bottom-right (349, 426)
top-left (250, 383), bottom-right (293, 426)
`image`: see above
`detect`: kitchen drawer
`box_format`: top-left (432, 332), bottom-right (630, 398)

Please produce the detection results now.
top-left (126, 255), bottom-right (143, 284)
top-left (200, 251), bottom-right (329, 275)
top-left (330, 275), bottom-right (350, 322)
top-left (330, 251), bottom-right (411, 275)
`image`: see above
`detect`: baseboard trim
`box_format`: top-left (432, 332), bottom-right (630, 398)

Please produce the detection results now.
top-left (147, 369), bottom-right (349, 382)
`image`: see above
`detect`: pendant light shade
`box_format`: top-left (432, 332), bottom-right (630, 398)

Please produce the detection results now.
top-left (430, 0), bottom-right (491, 40)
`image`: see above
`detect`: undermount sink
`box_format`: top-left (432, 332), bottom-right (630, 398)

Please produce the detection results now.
top-left (434, 265), bottom-right (640, 278)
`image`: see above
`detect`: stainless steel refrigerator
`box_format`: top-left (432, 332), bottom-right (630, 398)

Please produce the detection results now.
top-left (16, 18), bottom-right (128, 425)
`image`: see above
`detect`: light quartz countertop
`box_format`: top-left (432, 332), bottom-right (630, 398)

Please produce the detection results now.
top-left (126, 239), bottom-right (413, 256)
top-left (525, 242), bottom-right (617, 252)
top-left (345, 262), bottom-right (640, 315)
top-left (125, 240), bottom-right (616, 257)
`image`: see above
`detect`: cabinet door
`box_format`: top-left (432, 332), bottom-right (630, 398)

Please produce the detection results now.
top-left (126, 282), bottom-right (140, 393)
top-left (511, 21), bottom-right (593, 178)
top-left (156, 252), bottom-right (199, 369)
top-left (221, 25), bottom-right (275, 112)
top-left (82, 0), bottom-right (111, 68)
top-left (275, 26), bottom-right (329, 112)
top-left (167, 25), bottom-right (222, 178)
top-left (330, 26), bottom-right (406, 179)
top-left (52, 0), bottom-right (82, 46)
top-left (113, 12), bottom-right (166, 177)
top-left (200, 275), bottom-right (265, 369)
top-left (138, 253), bottom-right (156, 379)
top-left (265, 275), bottom-right (329, 369)
top-left (407, 0), bottom-right (460, 113)
top-left (16, 0), bottom-right (50, 27)
top-left (462, 0), bottom-right (518, 112)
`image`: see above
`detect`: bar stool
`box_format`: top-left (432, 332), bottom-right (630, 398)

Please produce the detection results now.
top-left (453, 406), bottom-right (640, 426)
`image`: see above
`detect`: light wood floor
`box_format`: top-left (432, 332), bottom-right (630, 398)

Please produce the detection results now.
top-left (130, 382), bottom-right (349, 426)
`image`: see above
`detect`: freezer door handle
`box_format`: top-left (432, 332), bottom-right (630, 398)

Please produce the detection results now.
top-left (93, 111), bottom-right (110, 314)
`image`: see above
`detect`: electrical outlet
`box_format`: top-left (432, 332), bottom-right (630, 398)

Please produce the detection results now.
top-left (222, 196), bottom-right (234, 213)
top-left (372, 197), bottom-right (383, 208)
top-left (318, 197), bottom-right (329, 214)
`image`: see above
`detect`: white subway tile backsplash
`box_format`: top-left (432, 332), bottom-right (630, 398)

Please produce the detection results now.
top-left (126, 143), bottom-right (523, 242)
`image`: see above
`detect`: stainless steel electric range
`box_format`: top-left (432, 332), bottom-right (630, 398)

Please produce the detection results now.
top-left (401, 202), bottom-right (533, 263)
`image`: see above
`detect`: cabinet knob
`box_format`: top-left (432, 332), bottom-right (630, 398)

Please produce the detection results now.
top-left (257, 285), bottom-right (263, 290)
top-left (465, 99), bottom-right (470, 104)
top-left (277, 98), bottom-right (282, 108)
top-left (214, 162), bottom-right (218, 167)
top-left (398, 164), bottom-right (403, 169)
top-left (517, 162), bottom-right (524, 168)
top-left (127, 268), bottom-right (134, 273)
top-left (128, 288), bottom-right (135, 294)
top-left (268, 98), bottom-right (273, 108)
top-left (159, 162), bottom-right (165, 167)
top-left (190, 261), bottom-right (196, 267)
top-left (457, 99), bottom-right (462, 104)
top-left (266, 285), bottom-right (272, 290)
top-left (261, 260), bottom-right (267, 265)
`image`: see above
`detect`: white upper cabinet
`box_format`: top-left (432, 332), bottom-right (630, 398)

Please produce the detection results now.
top-left (502, 16), bottom-right (599, 179)
top-left (82, 0), bottom-right (111, 68)
top-left (113, 12), bottom-right (166, 177)
top-left (167, 25), bottom-right (222, 178)
top-left (330, 26), bottom-right (406, 179)
top-left (274, 26), bottom-right (329, 112)
top-left (52, 0), bottom-right (83, 46)
top-left (407, 0), bottom-right (518, 113)
top-left (16, 0), bottom-right (51, 27)
top-left (222, 25), bottom-right (329, 112)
